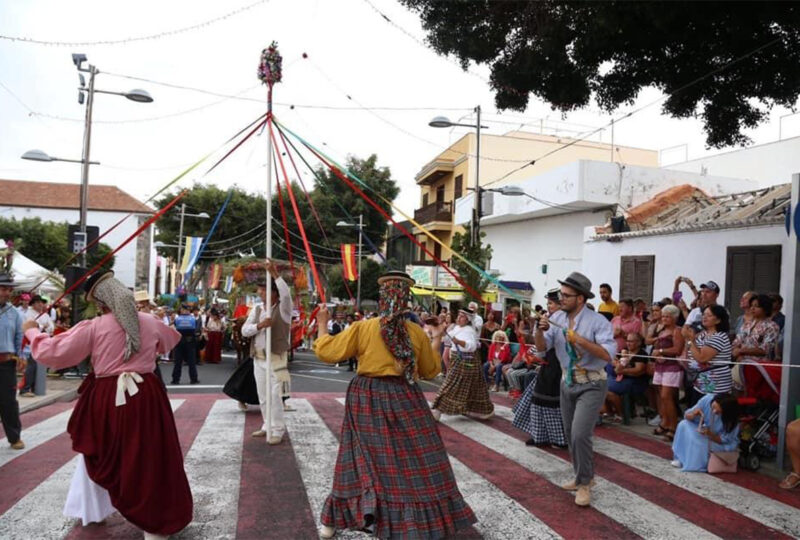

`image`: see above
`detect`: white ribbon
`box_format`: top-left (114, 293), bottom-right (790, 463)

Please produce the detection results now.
top-left (115, 372), bottom-right (144, 407)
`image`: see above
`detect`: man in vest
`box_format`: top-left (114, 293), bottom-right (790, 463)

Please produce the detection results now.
top-left (242, 260), bottom-right (293, 444)
top-left (172, 304), bottom-right (200, 385)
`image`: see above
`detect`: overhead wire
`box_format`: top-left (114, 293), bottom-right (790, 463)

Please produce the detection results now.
top-left (0, 0), bottom-right (273, 46)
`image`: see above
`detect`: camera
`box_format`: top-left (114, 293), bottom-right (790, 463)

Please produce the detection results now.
top-left (690, 321), bottom-right (704, 334)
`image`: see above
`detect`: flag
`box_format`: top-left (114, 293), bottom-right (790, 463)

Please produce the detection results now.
top-left (341, 244), bottom-right (358, 281)
top-left (224, 275), bottom-right (234, 294)
top-left (207, 264), bottom-right (222, 290)
top-left (180, 236), bottom-right (202, 275)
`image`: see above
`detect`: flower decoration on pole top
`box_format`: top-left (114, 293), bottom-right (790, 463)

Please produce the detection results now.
top-left (258, 41), bottom-right (283, 87)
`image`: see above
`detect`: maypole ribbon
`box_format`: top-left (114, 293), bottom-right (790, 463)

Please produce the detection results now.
top-left (277, 119), bottom-right (525, 304)
top-left (268, 119), bottom-right (326, 303)
top-left (39, 190), bottom-right (188, 319)
top-left (182, 188), bottom-right (234, 283)
top-left (280, 132), bottom-right (387, 264)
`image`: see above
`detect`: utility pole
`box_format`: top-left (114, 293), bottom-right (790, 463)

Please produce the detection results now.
top-left (356, 213), bottom-right (363, 310)
top-left (473, 105), bottom-right (482, 247)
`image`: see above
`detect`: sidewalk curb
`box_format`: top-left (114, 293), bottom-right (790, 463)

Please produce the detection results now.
top-left (19, 388), bottom-right (78, 415)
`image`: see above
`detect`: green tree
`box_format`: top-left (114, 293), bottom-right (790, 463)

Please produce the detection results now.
top-left (0, 217), bottom-right (114, 272)
top-left (449, 229), bottom-right (492, 304)
top-left (154, 184), bottom-right (268, 260)
top-left (400, 1), bottom-right (800, 147)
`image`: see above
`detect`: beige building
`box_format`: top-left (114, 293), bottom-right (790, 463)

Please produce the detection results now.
top-left (412, 131), bottom-right (658, 264)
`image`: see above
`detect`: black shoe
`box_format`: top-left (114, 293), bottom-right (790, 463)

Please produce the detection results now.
top-left (171, 381), bottom-right (180, 385)
top-left (190, 380), bottom-right (200, 385)
top-left (525, 438), bottom-right (537, 446)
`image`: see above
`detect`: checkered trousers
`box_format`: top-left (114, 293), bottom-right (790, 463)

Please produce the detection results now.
top-left (431, 352), bottom-right (494, 416)
top-left (512, 374), bottom-right (567, 447)
top-left (321, 375), bottom-right (476, 538)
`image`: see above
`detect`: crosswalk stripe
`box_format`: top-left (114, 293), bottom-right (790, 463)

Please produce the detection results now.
top-left (329, 397), bottom-right (562, 539)
top-left (0, 400), bottom-right (185, 540)
top-left (175, 399), bottom-right (244, 539)
top-left (437, 409), bottom-right (720, 540)
top-left (0, 409), bottom-right (72, 468)
top-left (491, 403), bottom-right (792, 539)
top-left (493, 403), bottom-right (800, 537)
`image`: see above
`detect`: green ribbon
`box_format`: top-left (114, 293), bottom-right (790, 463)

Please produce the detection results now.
top-left (563, 328), bottom-right (579, 386)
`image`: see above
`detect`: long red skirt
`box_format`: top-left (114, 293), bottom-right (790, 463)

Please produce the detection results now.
top-left (68, 373), bottom-right (193, 535)
top-left (205, 330), bottom-right (223, 363)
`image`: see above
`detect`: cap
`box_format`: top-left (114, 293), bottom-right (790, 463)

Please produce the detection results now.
top-left (699, 280), bottom-right (720, 293)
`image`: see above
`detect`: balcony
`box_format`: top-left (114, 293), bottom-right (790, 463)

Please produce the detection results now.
top-left (414, 200), bottom-right (453, 225)
top-left (415, 158), bottom-right (455, 185)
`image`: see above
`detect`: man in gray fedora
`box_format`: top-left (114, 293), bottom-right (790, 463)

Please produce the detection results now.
top-left (535, 271), bottom-right (616, 507)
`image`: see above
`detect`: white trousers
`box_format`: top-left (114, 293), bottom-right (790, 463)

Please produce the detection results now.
top-left (64, 454), bottom-right (115, 526)
top-left (253, 355), bottom-right (286, 436)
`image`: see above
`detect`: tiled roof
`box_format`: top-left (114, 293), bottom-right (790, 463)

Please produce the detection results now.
top-left (594, 184), bottom-right (791, 239)
top-left (0, 179), bottom-right (152, 214)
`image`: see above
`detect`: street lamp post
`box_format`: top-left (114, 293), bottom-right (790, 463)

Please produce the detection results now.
top-left (336, 215), bottom-right (364, 310)
top-left (429, 106), bottom-right (487, 246)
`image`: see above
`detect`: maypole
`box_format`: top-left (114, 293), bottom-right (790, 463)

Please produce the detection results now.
top-left (259, 41), bottom-right (282, 444)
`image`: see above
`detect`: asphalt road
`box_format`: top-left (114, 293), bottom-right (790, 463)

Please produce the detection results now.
top-left (163, 349), bottom-right (443, 394)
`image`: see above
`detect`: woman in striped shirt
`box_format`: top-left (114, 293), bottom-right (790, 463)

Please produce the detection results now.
top-left (683, 305), bottom-right (733, 406)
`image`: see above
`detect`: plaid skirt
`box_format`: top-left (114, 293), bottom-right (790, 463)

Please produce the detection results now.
top-left (431, 352), bottom-right (494, 417)
top-left (322, 375), bottom-right (476, 539)
top-left (512, 374), bottom-right (567, 447)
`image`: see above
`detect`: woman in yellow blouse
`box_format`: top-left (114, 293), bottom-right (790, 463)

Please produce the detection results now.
top-left (314, 270), bottom-right (476, 539)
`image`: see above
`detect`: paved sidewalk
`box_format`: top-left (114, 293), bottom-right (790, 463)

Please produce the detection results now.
top-left (17, 375), bottom-right (81, 414)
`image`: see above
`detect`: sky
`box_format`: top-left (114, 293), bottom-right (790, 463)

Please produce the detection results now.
top-left (2, 0), bottom-right (800, 220)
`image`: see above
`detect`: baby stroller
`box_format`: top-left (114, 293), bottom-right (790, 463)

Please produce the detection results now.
top-left (737, 360), bottom-right (780, 471)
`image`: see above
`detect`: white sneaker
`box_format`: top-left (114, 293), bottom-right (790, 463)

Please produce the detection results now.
top-left (648, 415), bottom-right (662, 427)
top-left (670, 459), bottom-right (682, 468)
top-left (319, 525), bottom-right (335, 538)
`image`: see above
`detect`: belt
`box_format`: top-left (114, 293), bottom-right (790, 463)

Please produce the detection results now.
top-left (563, 367), bottom-right (605, 385)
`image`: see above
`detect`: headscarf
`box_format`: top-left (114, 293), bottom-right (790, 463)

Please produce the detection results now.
top-left (378, 276), bottom-right (416, 383)
top-left (90, 274), bottom-right (141, 361)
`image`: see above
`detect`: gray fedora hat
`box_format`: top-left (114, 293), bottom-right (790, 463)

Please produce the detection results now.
top-left (557, 271), bottom-right (595, 299)
top-left (0, 272), bottom-right (15, 287)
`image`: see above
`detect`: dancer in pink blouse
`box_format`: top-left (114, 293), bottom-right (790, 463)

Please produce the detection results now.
top-left (22, 270), bottom-right (192, 539)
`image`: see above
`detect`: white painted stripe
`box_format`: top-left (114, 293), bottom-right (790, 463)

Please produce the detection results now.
top-left (174, 399), bottom-right (244, 540)
top-left (0, 409), bottom-right (72, 468)
top-left (291, 373), bottom-right (351, 384)
top-left (283, 398), bottom-right (362, 539)
top-left (332, 397), bottom-right (560, 539)
top-left (437, 409), bottom-right (720, 540)
top-left (592, 435), bottom-right (800, 537)
top-left (0, 400), bottom-right (184, 539)
top-left (493, 402), bottom-right (800, 537)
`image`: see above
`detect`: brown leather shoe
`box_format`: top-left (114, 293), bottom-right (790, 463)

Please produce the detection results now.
top-left (10, 440), bottom-right (25, 450)
top-left (251, 430), bottom-right (267, 438)
top-left (561, 478), bottom-right (595, 491)
top-left (575, 485), bottom-right (591, 506)
top-left (268, 434), bottom-right (284, 445)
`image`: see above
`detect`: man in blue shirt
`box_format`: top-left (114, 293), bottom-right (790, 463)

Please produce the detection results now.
top-left (172, 304), bottom-right (200, 385)
top-left (535, 272), bottom-right (616, 508)
top-left (0, 272), bottom-right (24, 450)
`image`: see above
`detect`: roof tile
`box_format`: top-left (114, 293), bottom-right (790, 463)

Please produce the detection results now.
top-left (0, 179), bottom-right (152, 214)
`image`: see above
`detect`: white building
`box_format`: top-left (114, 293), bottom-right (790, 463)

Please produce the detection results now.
top-left (664, 135), bottom-right (800, 189)
top-left (0, 179), bottom-right (155, 292)
top-left (454, 160), bottom-right (757, 308)
top-left (583, 184), bottom-right (791, 320)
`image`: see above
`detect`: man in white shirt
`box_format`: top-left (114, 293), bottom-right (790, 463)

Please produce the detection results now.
top-left (20, 295), bottom-right (54, 396)
top-left (685, 280), bottom-right (721, 326)
top-left (241, 261), bottom-right (293, 445)
top-left (468, 301), bottom-right (484, 333)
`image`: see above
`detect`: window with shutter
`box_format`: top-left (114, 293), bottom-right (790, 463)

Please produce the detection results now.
top-left (619, 255), bottom-right (655, 302)
top-left (454, 175), bottom-right (463, 199)
top-left (725, 245), bottom-right (781, 319)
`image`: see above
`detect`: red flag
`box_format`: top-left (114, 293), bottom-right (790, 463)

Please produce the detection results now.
top-left (341, 244), bottom-right (358, 281)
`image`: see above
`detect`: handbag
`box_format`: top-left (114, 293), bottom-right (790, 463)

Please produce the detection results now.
top-left (223, 356), bottom-right (259, 405)
top-left (707, 436), bottom-right (738, 474)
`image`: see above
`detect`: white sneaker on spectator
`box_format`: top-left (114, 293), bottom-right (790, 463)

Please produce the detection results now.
top-left (670, 460), bottom-right (682, 468)
top-left (648, 415), bottom-right (662, 427)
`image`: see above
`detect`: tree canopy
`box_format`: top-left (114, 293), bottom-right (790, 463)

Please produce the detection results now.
top-left (0, 217), bottom-right (114, 273)
top-left (400, 0), bottom-right (800, 147)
